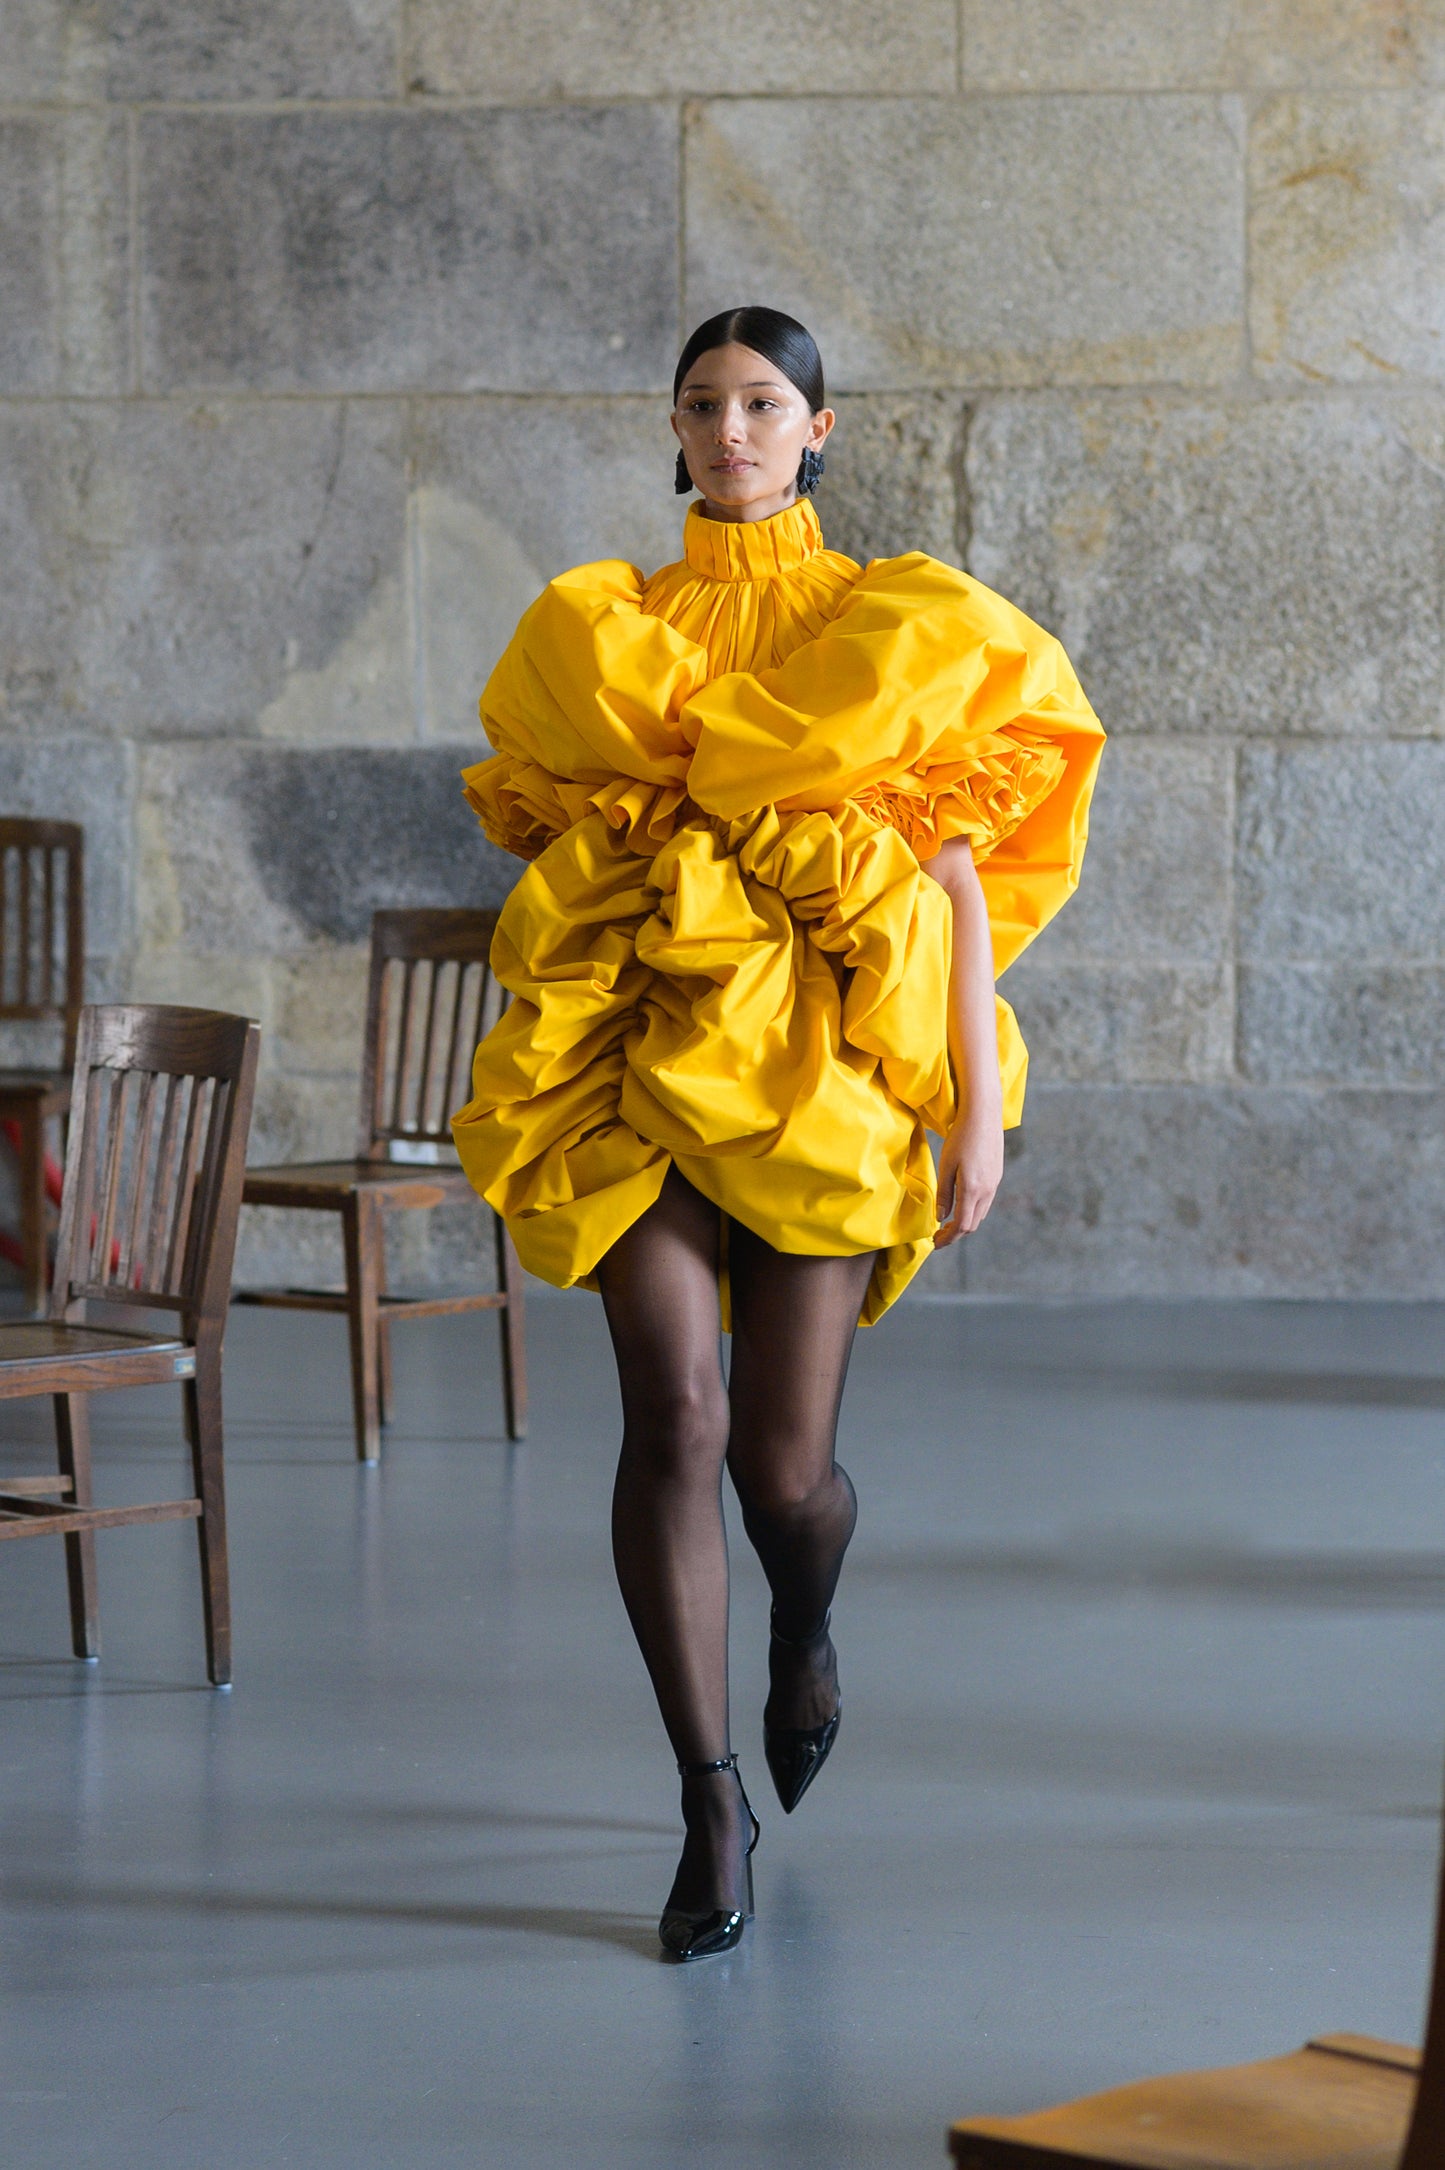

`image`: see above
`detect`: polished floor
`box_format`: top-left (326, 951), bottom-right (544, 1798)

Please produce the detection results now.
top-left (1, 1294), bottom-right (1443, 2168)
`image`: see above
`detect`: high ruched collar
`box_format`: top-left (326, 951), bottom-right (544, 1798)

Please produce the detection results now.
top-left (682, 498), bottom-right (823, 583)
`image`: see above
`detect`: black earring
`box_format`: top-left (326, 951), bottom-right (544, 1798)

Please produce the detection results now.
top-left (674, 449), bottom-right (693, 495)
top-left (797, 446), bottom-right (825, 497)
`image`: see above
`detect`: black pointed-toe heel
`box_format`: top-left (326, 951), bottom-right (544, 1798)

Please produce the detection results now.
top-left (658, 1753), bottom-right (760, 1962)
top-left (764, 1610), bottom-right (841, 1815)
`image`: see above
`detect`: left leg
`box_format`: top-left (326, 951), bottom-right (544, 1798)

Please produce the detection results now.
top-left (725, 1228), bottom-right (875, 1768)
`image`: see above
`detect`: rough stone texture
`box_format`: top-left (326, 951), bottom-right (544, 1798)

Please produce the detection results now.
top-left (963, 2), bottom-right (1445, 92)
top-left (138, 743), bottom-right (511, 957)
top-left (685, 96), bottom-right (1245, 390)
top-left (0, 115), bottom-right (129, 395)
top-left (139, 107), bottom-right (680, 395)
top-left (967, 394), bottom-right (1445, 739)
top-left (1251, 93), bottom-right (1445, 382)
top-left (411, 399), bottom-right (686, 734)
top-left (1238, 741), bottom-right (1445, 956)
top-left (0, 400), bottom-right (410, 742)
top-left (102, 0), bottom-right (398, 100)
top-left (407, 0), bottom-right (955, 97)
top-left (821, 396), bottom-right (964, 567)
top-left (1239, 964), bottom-right (1445, 1085)
top-left (1003, 962), bottom-right (1235, 1085)
top-left (920, 1084), bottom-right (1445, 1297)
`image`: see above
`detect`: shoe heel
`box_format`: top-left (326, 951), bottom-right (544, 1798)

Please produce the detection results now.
top-left (744, 1852), bottom-right (755, 1921)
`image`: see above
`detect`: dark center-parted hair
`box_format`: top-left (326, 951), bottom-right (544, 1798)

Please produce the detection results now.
top-left (672, 307), bottom-right (825, 412)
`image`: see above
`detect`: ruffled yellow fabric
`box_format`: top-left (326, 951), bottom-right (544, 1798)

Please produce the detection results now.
top-left (453, 499), bottom-right (1104, 1322)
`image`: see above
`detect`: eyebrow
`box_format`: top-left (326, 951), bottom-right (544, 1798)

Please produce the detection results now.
top-left (681, 380), bottom-right (788, 393)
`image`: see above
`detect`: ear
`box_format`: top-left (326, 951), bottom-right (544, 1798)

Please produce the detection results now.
top-left (807, 406), bottom-right (835, 452)
top-left (670, 413), bottom-right (682, 442)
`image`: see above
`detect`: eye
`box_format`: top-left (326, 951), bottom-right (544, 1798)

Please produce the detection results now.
top-left (683, 398), bottom-right (715, 415)
top-left (749, 399), bottom-right (777, 412)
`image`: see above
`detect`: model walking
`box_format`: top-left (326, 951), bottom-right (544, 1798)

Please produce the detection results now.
top-left (454, 307), bottom-right (1104, 1960)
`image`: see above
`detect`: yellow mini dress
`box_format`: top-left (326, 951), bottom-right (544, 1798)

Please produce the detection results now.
top-left (452, 498), bottom-right (1104, 1323)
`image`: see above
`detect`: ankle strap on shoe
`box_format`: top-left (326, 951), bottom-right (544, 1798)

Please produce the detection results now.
top-left (676, 1752), bottom-right (739, 1778)
top-left (769, 1608), bottom-right (832, 1649)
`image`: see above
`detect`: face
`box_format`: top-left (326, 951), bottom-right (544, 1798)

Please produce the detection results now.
top-left (671, 342), bottom-right (834, 523)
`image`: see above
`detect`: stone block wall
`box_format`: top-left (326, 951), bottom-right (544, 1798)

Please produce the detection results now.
top-left (2, 2), bottom-right (1442, 1296)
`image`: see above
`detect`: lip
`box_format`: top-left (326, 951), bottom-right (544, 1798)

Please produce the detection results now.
top-left (709, 458), bottom-right (752, 473)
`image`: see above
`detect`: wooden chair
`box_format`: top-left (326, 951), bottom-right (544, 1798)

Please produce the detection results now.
top-left (0, 820), bottom-right (85, 1313)
top-left (949, 1806), bottom-right (1445, 2168)
top-left (0, 1005), bottom-right (260, 1686)
top-left (237, 909), bottom-right (526, 1464)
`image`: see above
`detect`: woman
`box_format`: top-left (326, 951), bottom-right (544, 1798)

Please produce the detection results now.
top-left (453, 307), bottom-right (1104, 1961)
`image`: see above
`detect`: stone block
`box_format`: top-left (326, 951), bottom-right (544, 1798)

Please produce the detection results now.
top-left (967, 393), bottom-right (1445, 738)
top-left (1005, 961), bottom-right (1234, 1084)
top-left (139, 108), bottom-right (678, 395)
top-left (1239, 963), bottom-right (1445, 1085)
top-left (963, 2), bottom-right (1445, 92)
top-left (0, 738), bottom-right (132, 968)
top-left (0, 400), bottom-right (410, 741)
top-left (0, 115), bottom-right (128, 395)
top-left (271, 948), bottom-right (371, 1077)
top-left (103, 0), bottom-right (396, 99)
top-left (138, 743), bottom-right (516, 957)
top-left (1026, 740), bottom-right (1233, 963)
top-left (406, 0), bottom-right (954, 97)
top-left (1238, 741), bottom-right (1445, 958)
top-left (411, 399), bottom-right (687, 735)
top-left (685, 96), bottom-right (1244, 389)
top-left (820, 396), bottom-right (964, 567)
top-left (946, 1083), bottom-right (1445, 1297)
top-left (1250, 93), bottom-right (1445, 382)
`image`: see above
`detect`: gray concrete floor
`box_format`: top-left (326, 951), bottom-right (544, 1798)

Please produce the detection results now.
top-left (1, 1294), bottom-right (1443, 2168)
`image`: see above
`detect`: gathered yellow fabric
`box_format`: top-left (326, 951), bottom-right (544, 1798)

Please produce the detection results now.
top-left (453, 499), bottom-right (1104, 1323)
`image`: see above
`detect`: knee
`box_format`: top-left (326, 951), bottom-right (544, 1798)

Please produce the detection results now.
top-left (621, 1376), bottom-right (728, 1483)
top-left (732, 1454), bottom-right (833, 1525)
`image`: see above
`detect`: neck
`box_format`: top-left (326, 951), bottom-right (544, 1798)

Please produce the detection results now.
top-left (698, 487), bottom-right (800, 525)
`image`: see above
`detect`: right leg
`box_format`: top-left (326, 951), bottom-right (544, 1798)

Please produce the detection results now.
top-left (596, 1167), bottom-right (750, 1936)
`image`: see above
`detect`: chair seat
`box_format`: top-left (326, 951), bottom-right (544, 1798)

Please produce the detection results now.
top-left (0, 1069), bottom-right (69, 1113)
top-left (949, 2035), bottom-right (1419, 2170)
top-left (243, 1159), bottom-right (471, 1211)
top-left (0, 1323), bottom-right (195, 1401)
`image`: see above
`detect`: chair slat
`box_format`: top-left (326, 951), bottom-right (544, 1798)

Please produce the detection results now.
top-left (390, 958), bottom-right (417, 1136)
top-left (17, 847), bottom-right (31, 1010)
top-left (164, 1075), bottom-right (207, 1294)
top-left (41, 848), bottom-right (55, 1010)
top-left (116, 1070), bottom-right (160, 1289)
top-left (414, 958), bottom-right (443, 1136)
top-left (144, 1074), bottom-right (185, 1293)
top-left (91, 1070), bottom-right (129, 1284)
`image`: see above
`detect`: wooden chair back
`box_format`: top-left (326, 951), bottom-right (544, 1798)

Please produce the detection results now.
top-left (357, 910), bottom-right (502, 1161)
top-left (0, 818), bottom-right (85, 1064)
top-left (50, 1006), bottom-right (260, 1336)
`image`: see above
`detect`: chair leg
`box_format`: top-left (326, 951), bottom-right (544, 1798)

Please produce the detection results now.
top-left (342, 1193), bottom-right (382, 1464)
top-left (182, 1340), bottom-right (232, 1688)
top-left (53, 1393), bottom-right (98, 1661)
top-left (18, 1106), bottom-right (46, 1316)
top-left (371, 1209), bottom-right (394, 1429)
top-left (495, 1216), bottom-right (528, 1441)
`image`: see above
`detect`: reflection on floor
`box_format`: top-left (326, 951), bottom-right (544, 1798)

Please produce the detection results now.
top-left (0, 1294), bottom-right (1442, 2169)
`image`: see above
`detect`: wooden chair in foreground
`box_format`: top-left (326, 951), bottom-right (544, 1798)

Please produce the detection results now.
top-left (949, 1811), bottom-right (1445, 2168)
top-left (237, 909), bottom-right (525, 1464)
top-left (0, 1005), bottom-right (259, 1686)
top-left (0, 819), bottom-right (85, 1313)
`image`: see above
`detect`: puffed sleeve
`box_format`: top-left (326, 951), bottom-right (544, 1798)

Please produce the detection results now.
top-left (683, 554), bottom-right (1104, 971)
top-left (464, 559), bottom-right (710, 861)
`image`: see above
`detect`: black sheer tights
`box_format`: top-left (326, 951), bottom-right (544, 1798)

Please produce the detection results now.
top-left (597, 1167), bottom-right (874, 1915)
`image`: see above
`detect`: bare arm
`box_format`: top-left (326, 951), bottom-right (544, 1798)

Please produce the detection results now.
top-left (918, 836), bottom-right (1004, 1244)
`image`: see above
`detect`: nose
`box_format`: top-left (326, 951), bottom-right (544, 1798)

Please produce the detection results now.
top-left (714, 400), bottom-right (746, 444)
